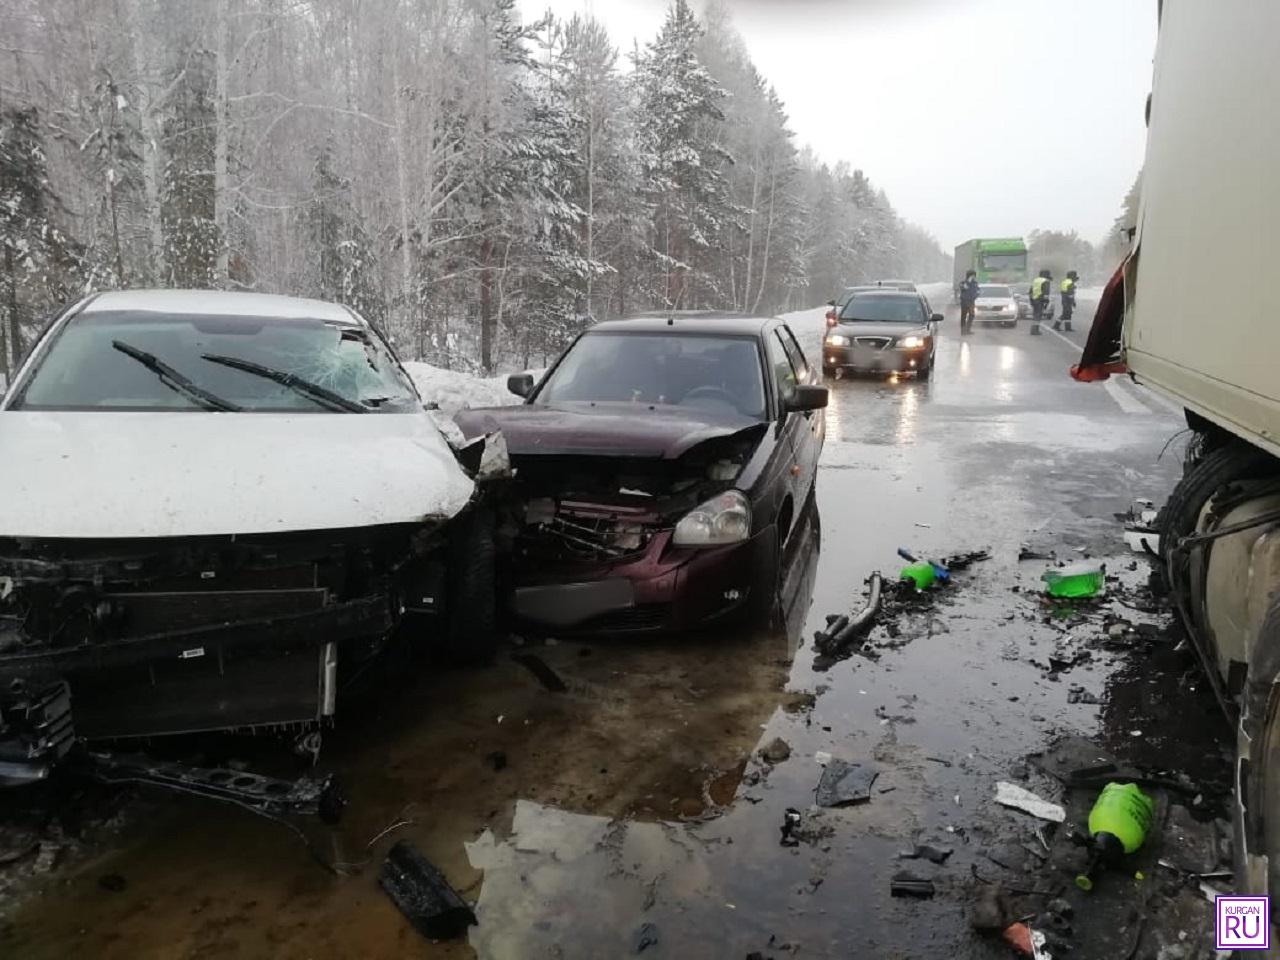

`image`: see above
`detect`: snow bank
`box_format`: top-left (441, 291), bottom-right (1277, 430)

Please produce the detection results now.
top-left (403, 361), bottom-right (542, 417)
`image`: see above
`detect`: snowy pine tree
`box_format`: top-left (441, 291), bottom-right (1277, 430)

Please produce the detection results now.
top-left (633, 0), bottom-right (734, 308)
top-left (0, 106), bottom-right (84, 378)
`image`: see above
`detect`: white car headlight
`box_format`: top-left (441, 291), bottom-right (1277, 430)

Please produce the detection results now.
top-left (827, 334), bottom-right (849, 347)
top-left (673, 490), bottom-right (751, 547)
top-left (898, 335), bottom-right (925, 348)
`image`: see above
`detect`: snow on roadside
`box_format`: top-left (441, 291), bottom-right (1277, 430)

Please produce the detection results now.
top-left (404, 361), bottom-right (543, 445)
top-left (404, 361), bottom-right (543, 417)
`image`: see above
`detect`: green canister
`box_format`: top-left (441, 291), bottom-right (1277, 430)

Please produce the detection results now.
top-left (1075, 782), bottom-right (1154, 891)
top-left (899, 561), bottom-right (936, 590)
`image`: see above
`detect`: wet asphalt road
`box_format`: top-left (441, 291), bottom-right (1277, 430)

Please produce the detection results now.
top-left (0, 288), bottom-right (1235, 959)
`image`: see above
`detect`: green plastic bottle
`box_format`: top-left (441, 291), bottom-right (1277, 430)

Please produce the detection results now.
top-left (900, 561), bottom-right (936, 590)
top-left (1075, 783), bottom-right (1154, 891)
top-left (1042, 561), bottom-right (1105, 599)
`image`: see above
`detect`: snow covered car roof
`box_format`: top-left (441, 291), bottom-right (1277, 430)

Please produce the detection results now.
top-left (83, 289), bottom-right (358, 323)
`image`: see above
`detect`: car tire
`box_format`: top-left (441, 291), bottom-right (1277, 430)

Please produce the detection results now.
top-left (1237, 594), bottom-right (1280, 916)
top-left (822, 364), bottom-right (836, 378)
top-left (442, 506), bottom-right (498, 664)
top-left (1158, 439), bottom-right (1274, 594)
top-left (1003, 321), bottom-right (1016, 329)
top-left (917, 359), bottom-right (933, 381)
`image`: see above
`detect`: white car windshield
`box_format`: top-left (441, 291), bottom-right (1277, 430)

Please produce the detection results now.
top-left (979, 285), bottom-right (1012, 298)
top-left (13, 311), bottom-right (419, 413)
top-left (536, 332), bottom-right (766, 419)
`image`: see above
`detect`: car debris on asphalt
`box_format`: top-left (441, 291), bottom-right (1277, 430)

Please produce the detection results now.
top-left (814, 759), bottom-right (879, 807)
top-left (379, 839), bottom-right (477, 941)
top-left (994, 782), bottom-right (1067, 823)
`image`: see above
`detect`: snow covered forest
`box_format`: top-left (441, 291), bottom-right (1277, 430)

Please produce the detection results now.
top-left (0, 0), bottom-right (952, 378)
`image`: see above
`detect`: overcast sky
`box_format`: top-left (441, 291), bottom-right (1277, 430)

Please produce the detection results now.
top-left (515, 0), bottom-right (1157, 251)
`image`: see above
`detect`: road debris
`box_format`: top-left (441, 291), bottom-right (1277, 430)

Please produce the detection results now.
top-left (994, 782), bottom-right (1066, 822)
top-left (1002, 922), bottom-right (1051, 958)
top-left (814, 759), bottom-right (879, 807)
top-left (760, 738), bottom-right (791, 764)
top-left (780, 808), bottom-right (802, 847)
top-left (890, 872), bottom-right (935, 898)
top-left (633, 922), bottom-right (660, 953)
top-left (1041, 561), bottom-right (1105, 599)
top-left (900, 843), bottom-right (953, 864)
top-left (511, 652), bottom-right (568, 692)
top-left (379, 840), bottom-right (477, 941)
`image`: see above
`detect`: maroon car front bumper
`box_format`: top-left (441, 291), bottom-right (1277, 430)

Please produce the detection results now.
top-left (512, 527), bottom-right (769, 634)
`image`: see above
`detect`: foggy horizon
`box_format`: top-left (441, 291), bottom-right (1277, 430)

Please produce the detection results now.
top-left (520, 0), bottom-right (1158, 251)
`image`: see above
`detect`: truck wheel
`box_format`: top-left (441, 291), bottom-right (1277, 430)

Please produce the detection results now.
top-left (1237, 594), bottom-right (1280, 917)
top-left (442, 506), bottom-right (498, 664)
top-left (1157, 440), bottom-right (1274, 593)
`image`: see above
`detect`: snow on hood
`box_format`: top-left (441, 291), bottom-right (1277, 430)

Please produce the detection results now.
top-left (0, 411), bottom-right (475, 539)
top-left (454, 402), bottom-right (765, 460)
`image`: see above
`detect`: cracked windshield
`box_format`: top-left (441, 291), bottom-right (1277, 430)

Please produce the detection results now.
top-left (0, 1), bottom-right (1273, 958)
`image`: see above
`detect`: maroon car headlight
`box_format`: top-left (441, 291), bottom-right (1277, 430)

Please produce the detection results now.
top-left (672, 490), bottom-right (751, 547)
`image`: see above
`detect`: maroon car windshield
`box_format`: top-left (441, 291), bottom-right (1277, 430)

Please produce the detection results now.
top-left (536, 332), bottom-right (767, 420)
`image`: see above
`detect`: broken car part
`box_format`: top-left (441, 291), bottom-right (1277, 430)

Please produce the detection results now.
top-left (81, 750), bottom-right (346, 823)
top-left (889, 873), bottom-right (935, 898)
top-left (993, 782), bottom-right (1066, 823)
top-left (814, 759), bottom-right (879, 807)
top-left (380, 839), bottom-right (477, 941)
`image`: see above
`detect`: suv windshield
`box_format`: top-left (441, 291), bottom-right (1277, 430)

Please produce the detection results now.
top-left (838, 294), bottom-right (925, 324)
top-left (536, 332), bottom-right (766, 419)
top-left (979, 285), bottom-right (1012, 298)
top-left (14, 311), bottom-right (418, 413)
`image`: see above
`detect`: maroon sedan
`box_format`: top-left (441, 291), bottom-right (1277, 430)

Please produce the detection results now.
top-left (455, 312), bottom-right (826, 634)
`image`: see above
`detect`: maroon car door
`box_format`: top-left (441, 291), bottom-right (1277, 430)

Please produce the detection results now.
top-left (778, 324), bottom-right (822, 498)
top-left (763, 328), bottom-right (809, 534)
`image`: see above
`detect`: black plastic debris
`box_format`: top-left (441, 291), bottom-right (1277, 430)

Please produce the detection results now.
top-left (900, 843), bottom-right (953, 864)
top-left (633, 922), bottom-right (659, 953)
top-left (815, 759), bottom-right (879, 807)
top-left (379, 840), bottom-right (477, 941)
top-left (940, 549), bottom-right (991, 570)
top-left (780, 808), bottom-right (802, 847)
top-left (511, 652), bottom-right (568, 693)
top-left (890, 872), bottom-right (935, 898)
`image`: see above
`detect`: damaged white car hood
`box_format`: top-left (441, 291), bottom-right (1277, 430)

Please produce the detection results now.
top-left (0, 411), bottom-right (475, 538)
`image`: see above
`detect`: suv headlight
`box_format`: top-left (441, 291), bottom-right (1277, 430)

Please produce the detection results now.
top-left (898, 335), bottom-right (926, 349)
top-left (827, 334), bottom-right (849, 346)
top-left (673, 490), bottom-right (751, 547)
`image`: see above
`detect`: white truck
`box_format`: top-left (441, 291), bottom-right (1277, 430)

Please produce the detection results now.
top-left (1076, 0), bottom-right (1280, 925)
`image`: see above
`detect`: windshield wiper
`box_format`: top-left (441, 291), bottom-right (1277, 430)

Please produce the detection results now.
top-left (111, 340), bottom-right (241, 412)
top-left (200, 353), bottom-right (367, 413)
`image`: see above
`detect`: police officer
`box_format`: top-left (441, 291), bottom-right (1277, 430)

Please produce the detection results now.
top-left (958, 269), bottom-right (979, 335)
top-left (1056, 270), bottom-right (1078, 332)
top-left (1029, 268), bottom-right (1052, 336)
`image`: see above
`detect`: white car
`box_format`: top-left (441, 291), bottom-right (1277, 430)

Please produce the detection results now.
top-left (973, 284), bottom-right (1020, 328)
top-left (0, 290), bottom-right (495, 785)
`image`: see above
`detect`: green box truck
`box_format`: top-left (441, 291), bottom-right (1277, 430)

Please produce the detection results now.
top-left (953, 237), bottom-right (1029, 292)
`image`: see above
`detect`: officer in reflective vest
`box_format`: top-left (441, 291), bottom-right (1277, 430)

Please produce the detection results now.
top-left (1057, 270), bottom-right (1078, 332)
top-left (1029, 269), bottom-right (1052, 336)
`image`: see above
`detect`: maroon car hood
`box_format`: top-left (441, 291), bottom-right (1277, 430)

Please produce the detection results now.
top-left (454, 402), bottom-right (765, 460)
